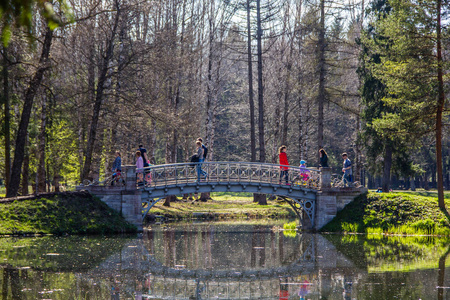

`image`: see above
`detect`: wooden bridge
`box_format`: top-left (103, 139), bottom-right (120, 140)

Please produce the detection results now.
top-left (77, 162), bottom-right (367, 231)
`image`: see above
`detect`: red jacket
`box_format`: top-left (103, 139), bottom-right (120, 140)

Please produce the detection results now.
top-left (279, 152), bottom-right (289, 170)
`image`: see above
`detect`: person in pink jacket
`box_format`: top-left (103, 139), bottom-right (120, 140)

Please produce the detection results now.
top-left (135, 151), bottom-right (144, 184)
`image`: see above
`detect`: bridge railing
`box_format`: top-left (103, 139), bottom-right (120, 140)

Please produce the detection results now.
top-left (139, 162), bottom-right (322, 190)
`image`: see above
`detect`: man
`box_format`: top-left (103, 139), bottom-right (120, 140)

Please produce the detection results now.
top-left (138, 144), bottom-right (149, 166)
top-left (342, 153), bottom-right (352, 186)
top-left (196, 138), bottom-right (208, 178)
top-left (138, 144), bottom-right (150, 184)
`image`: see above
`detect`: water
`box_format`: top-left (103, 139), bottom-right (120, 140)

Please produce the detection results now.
top-left (0, 221), bottom-right (449, 299)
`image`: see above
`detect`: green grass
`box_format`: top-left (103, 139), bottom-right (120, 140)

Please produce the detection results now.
top-left (0, 191), bottom-right (137, 235)
top-left (321, 191), bottom-right (450, 235)
top-left (148, 193), bottom-right (297, 220)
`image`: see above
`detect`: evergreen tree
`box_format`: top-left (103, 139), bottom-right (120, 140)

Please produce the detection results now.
top-left (361, 0), bottom-right (449, 205)
top-left (359, 0), bottom-right (415, 192)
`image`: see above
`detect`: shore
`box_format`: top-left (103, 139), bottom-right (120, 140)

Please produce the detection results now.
top-left (0, 191), bottom-right (137, 235)
top-left (321, 191), bottom-right (450, 235)
top-left (0, 190), bottom-right (449, 235)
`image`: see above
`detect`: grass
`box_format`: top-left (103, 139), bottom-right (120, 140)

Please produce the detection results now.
top-left (147, 192), bottom-right (297, 220)
top-left (321, 191), bottom-right (450, 235)
top-left (0, 191), bottom-right (137, 235)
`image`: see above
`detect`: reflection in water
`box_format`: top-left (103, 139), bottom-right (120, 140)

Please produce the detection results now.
top-left (0, 223), bottom-right (448, 299)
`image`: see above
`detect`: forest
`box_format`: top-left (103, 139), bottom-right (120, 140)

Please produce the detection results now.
top-left (0, 0), bottom-right (449, 202)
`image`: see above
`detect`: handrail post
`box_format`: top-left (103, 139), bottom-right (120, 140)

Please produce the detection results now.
top-left (320, 167), bottom-right (331, 189)
top-left (125, 165), bottom-right (137, 190)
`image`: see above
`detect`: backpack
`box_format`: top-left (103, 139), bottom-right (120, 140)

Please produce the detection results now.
top-left (202, 144), bottom-right (208, 158)
top-left (190, 154), bottom-right (199, 168)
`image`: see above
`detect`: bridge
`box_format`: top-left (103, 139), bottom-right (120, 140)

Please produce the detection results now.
top-left (77, 162), bottom-right (367, 231)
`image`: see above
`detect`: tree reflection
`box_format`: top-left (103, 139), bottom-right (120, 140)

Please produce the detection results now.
top-left (437, 246), bottom-right (450, 300)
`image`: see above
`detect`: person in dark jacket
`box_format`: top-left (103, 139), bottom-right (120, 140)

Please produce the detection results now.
top-left (111, 151), bottom-right (122, 186)
top-left (319, 148), bottom-right (329, 168)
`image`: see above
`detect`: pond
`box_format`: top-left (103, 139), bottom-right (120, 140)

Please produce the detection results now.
top-left (0, 220), bottom-right (449, 299)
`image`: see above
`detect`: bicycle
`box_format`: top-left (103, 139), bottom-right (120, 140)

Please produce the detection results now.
top-left (331, 174), bottom-right (362, 188)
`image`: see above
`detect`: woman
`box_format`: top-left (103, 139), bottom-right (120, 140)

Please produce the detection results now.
top-left (319, 148), bottom-right (329, 168)
top-left (195, 140), bottom-right (207, 181)
top-left (279, 145), bottom-right (289, 185)
top-left (136, 151), bottom-right (144, 184)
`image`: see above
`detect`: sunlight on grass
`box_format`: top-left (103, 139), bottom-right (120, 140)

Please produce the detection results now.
top-left (149, 193), bottom-right (296, 220)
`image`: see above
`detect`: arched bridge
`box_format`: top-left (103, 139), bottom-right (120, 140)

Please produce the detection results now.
top-left (78, 162), bottom-right (367, 231)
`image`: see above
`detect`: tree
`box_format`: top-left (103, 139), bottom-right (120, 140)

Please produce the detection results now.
top-left (358, 0), bottom-right (415, 192)
top-left (6, 25), bottom-right (53, 197)
top-left (363, 0), bottom-right (449, 207)
top-left (0, 0), bottom-right (71, 45)
top-left (81, 0), bottom-right (121, 181)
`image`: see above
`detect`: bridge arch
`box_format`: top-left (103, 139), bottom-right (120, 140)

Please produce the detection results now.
top-left (139, 162), bottom-right (320, 227)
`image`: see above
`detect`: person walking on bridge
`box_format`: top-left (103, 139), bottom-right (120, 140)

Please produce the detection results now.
top-left (195, 140), bottom-right (207, 181)
top-left (136, 151), bottom-right (144, 185)
top-left (319, 148), bottom-right (328, 168)
top-left (279, 145), bottom-right (290, 185)
top-left (111, 151), bottom-right (122, 186)
top-left (342, 153), bottom-right (352, 187)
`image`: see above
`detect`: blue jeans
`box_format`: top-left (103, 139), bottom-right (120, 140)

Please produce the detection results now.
top-left (280, 170), bottom-right (289, 184)
top-left (197, 159), bottom-right (207, 181)
top-left (344, 174), bottom-right (352, 186)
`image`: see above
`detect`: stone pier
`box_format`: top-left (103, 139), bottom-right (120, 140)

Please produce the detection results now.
top-left (77, 166), bottom-right (143, 231)
top-left (313, 167), bottom-right (367, 230)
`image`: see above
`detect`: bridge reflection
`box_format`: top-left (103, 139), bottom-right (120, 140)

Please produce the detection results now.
top-left (86, 224), bottom-right (360, 299)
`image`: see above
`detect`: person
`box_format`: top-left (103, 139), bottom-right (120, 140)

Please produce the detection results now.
top-left (138, 144), bottom-right (150, 166)
top-left (111, 151), bottom-right (122, 186)
top-left (136, 151), bottom-right (144, 185)
top-left (299, 160), bottom-right (310, 182)
top-left (319, 148), bottom-right (329, 168)
top-left (195, 140), bottom-right (207, 181)
top-left (279, 145), bottom-right (289, 185)
top-left (197, 138), bottom-right (208, 161)
top-left (138, 144), bottom-right (151, 183)
top-left (342, 153), bottom-right (352, 186)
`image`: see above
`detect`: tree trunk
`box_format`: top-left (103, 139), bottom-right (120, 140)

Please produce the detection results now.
top-left (382, 144), bottom-right (392, 192)
top-left (256, 0), bottom-right (265, 164)
top-left (436, 0), bottom-right (445, 209)
top-left (2, 46), bottom-right (11, 193)
top-left (149, 119), bottom-right (157, 164)
top-left (81, 1), bottom-right (120, 181)
top-left (410, 176), bottom-right (416, 191)
top-left (317, 0), bottom-right (326, 161)
top-left (247, 0), bottom-right (259, 204)
top-left (256, 0), bottom-right (267, 205)
top-left (354, 114), bottom-right (361, 182)
top-left (7, 27), bottom-right (53, 198)
top-left (54, 174), bottom-right (60, 192)
top-left (445, 141), bottom-right (450, 191)
top-left (37, 95), bottom-right (47, 193)
top-left (246, 0), bottom-right (256, 162)
top-left (21, 135), bottom-right (30, 195)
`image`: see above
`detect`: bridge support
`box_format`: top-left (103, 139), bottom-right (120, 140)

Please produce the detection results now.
top-left (77, 166), bottom-right (143, 231)
top-left (287, 168), bottom-right (367, 231)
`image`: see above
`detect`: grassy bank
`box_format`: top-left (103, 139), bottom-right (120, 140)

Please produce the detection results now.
top-left (0, 191), bottom-right (137, 235)
top-left (147, 192), bottom-right (297, 221)
top-left (322, 191), bottom-right (450, 235)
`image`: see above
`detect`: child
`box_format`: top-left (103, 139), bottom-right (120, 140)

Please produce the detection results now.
top-left (299, 160), bottom-right (310, 182)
